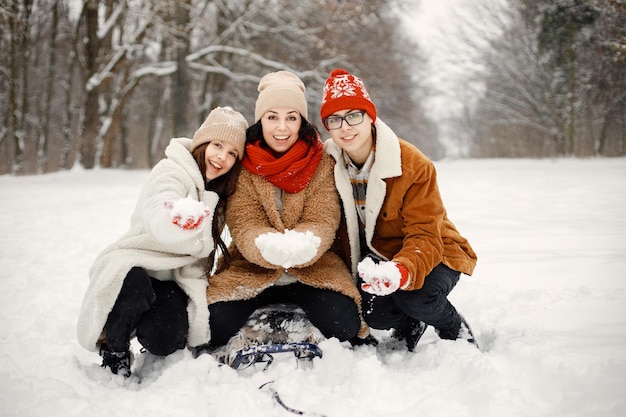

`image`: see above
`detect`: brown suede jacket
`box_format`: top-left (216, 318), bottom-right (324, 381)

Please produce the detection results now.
top-left (326, 118), bottom-right (477, 291)
top-left (207, 151), bottom-right (369, 338)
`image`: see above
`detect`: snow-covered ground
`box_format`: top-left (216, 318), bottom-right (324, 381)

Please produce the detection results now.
top-left (1, 157), bottom-right (625, 417)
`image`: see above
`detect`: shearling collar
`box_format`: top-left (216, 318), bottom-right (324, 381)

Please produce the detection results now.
top-left (165, 137), bottom-right (206, 191)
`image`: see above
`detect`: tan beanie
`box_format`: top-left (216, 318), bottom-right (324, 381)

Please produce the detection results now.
top-left (191, 106), bottom-right (248, 159)
top-left (254, 71), bottom-right (308, 122)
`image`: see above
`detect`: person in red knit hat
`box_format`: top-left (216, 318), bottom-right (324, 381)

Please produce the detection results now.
top-left (204, 71), bottom-right (369, 351)
top-left (320, 68), bottom-right (479, 350)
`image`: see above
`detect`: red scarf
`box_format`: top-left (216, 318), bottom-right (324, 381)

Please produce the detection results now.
top-left (242, 138), bottom-right (323, 193)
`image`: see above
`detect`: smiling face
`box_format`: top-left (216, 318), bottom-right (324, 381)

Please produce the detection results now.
top-left (327, 109), bottom-right (374, 166)
top-left (260, 108), bottom-right (302, 156)
top-left (203, 140), bottom-right (239, 181)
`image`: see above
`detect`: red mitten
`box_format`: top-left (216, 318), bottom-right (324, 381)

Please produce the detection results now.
top-left (395, 263), bottom-right (410, 289)
top-left (172, 211), bottom-right (209, 230)
top-left (359, 260), bottom-right (410, 296)
top-left (166, 196), bottom-right (211, 230)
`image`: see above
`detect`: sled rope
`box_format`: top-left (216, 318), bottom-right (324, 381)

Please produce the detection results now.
top-left (259, 381), bottom-right (327, 417)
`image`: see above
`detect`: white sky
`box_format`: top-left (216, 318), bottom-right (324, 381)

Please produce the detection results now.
top-left (402, 0), bottom-right (506, 156)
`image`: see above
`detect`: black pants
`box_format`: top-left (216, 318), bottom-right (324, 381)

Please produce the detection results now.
top-left (208, 282), bottom-right (361, 347)
top-left (103, 267), bottom-right (188, 356)
top-left (359, 263), bottom-right (462, 334)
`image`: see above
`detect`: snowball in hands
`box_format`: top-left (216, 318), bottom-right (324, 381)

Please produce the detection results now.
top-left (166, 195), bottom-right (211, 230)
top-left (255, 232), bottom-right (291, 267)
top-left (255, 229), bottom-right (321, 268)
top-left (358, 258), bottom-right (404, 296)
top-left (281, 230), bottom-right (321, 267)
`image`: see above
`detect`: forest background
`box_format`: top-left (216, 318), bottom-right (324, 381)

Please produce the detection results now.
top-left (1, 0), bottom-right (625, 175)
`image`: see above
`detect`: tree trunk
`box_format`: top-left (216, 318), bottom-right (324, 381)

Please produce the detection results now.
top-left (172, 0), bottom-right (191, 137)
top-left (80, 0), bottom-right (100, 169)
top-left (19, 0), bottom-right (33, 171)
top-left (39, 0), bottom-right (59, 173)
top-left (8, 0), bottom-right (22, 173)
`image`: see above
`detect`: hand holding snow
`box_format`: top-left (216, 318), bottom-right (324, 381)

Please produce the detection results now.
top-left (166, 195), bottom-right (211, 230)
top-left (255, 229), bottom-right (321, 268)
top-left (255, 232), bottom-right (291, 267)
top-left (358, 258), bottom-right (403, 296)
top-left (282, 230), bottom-right (321, 267)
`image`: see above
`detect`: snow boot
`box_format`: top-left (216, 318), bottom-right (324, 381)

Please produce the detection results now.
top-left (99, 343), bottom-right (132, 377)
top-left (349, 333), bottom-right (379, 347)
top-left (391, 319), bottom-right (428, 351)
top-left (438, 315), bottom-right (478, 347)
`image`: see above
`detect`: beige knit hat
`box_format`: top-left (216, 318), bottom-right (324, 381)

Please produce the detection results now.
top-left (191, 106), bottom-right (248, 159)
top-left (254, 71), bottom-right (308, 122)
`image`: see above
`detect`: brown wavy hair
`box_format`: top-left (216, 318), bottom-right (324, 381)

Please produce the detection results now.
top-left (191, 142), bottom-right (243, 275)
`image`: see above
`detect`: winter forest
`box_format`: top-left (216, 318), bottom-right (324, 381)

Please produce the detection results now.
top-left (1, 0), bottom-right (625, 175)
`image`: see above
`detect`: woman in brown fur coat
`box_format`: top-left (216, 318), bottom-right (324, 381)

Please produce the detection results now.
top-left (205, 71), bottom-right (368, 349)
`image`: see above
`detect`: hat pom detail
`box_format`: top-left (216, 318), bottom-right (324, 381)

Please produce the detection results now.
top-left (319, 68), bottom-right (377, 129)
top-left (329, 68), bottom-right (350, 77)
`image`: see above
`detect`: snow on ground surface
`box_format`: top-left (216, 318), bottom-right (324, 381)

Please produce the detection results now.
top-left (1, 157), bottom-right (625, 417)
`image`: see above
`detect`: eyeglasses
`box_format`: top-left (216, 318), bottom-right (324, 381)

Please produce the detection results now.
top-left (323, 110), bottom-right (366, 130)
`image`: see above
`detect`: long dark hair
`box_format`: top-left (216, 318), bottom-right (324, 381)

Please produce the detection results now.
top-left (192, 142), bottom-right (243, 275)
top-left (246, 115), bottom-right (320, 147)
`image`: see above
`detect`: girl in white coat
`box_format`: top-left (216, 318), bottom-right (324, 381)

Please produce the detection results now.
top-left (77, 107), bottom-right (247, 377)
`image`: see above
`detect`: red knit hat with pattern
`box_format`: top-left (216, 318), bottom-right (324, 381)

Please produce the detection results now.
top-left (320, 68), bottom-right (377, 129)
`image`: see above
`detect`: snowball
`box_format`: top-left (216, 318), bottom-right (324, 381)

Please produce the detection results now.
top-left (255, 229), bottom-right (320, 269)
top-left (169, 195), bottom-right (207, 221)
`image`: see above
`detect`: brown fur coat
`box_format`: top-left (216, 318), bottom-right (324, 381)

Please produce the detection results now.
top-left (207, 152), bottom-right (369, 338)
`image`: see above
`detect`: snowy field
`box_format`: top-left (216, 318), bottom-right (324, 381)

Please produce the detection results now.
top-left (1, 157), bottom-right (625, 417)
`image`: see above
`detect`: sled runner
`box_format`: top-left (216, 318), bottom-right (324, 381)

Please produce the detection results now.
top-left (209, 304), bottom-right (326, 415)
top-left (210, 304), bottom-right (324, 370)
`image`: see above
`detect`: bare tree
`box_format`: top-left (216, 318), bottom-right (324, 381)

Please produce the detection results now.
top-left (38, 0), bottom-right (60, 173)
top-left (0, 0), bottom-right (432, 174)
top-left (587, 0), bottom-right (626, 156)
top-left (466, 0), bottom-right (625, 157)
top-left (2, 0), bottom-right (34, 174)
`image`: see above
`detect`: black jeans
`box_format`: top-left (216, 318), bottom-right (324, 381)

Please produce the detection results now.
top-left (208, 282), bottom-right (361, 347)
top-left (103, 267), bottom-right (188, 356)
top-left (359, 263), bottom-right (462, 333)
